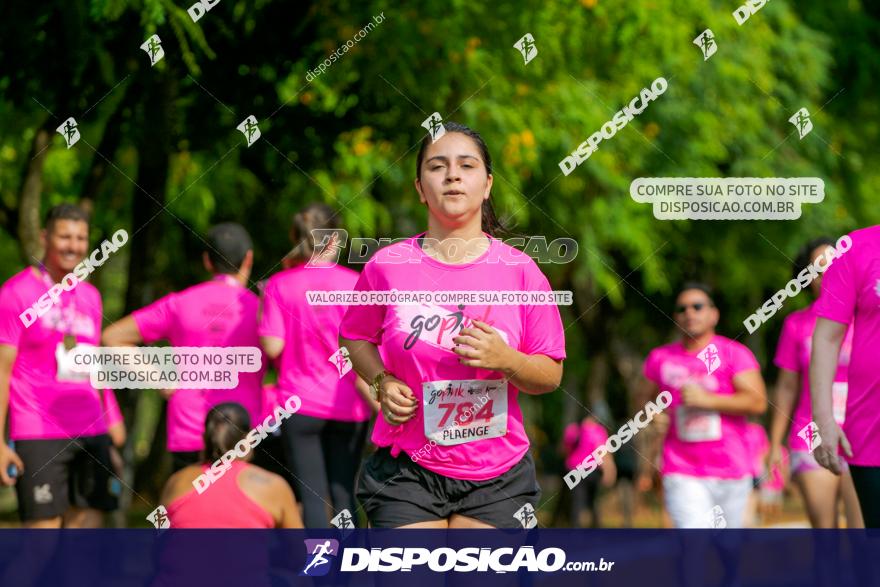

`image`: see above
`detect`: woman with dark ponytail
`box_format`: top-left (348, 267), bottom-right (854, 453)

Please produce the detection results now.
top-left (340, 122), bottom-right (566, 528)
top-left (259, 203), bottom-right (375, 528)
top-left (770, 237), bottom-right (863, 528)
top-left (160, 403), bottom-right (303, 528)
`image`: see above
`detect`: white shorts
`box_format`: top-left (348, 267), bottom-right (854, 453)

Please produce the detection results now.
top-left (663, 473), bottom-right (752, 528)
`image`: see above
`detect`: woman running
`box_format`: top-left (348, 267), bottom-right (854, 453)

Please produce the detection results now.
top-left (769, 237), bottom-right (863, 528)
top-left (259, 203), bottom-right (375, 528)
top-left (161, 403), bottom-right (302, 528)
top-left (340, 121), bottom-right (566, 528)
top-left (811, 225), bottom-right (880, 528)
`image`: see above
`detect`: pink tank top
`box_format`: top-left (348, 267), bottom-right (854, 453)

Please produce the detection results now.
top-left (167, 461), bottom-right (275, 528)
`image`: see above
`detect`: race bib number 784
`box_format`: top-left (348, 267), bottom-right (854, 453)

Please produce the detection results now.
top-left (422, 379), bottom-right (508, 446)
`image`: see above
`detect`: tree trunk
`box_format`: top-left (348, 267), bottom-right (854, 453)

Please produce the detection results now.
top-left (17, 122), bottom-right (53, 265)
top-left (79, 85), bottom-right (132, 218)
top-left (132, 400), bottom-right (169, 504)
top-left (124, 70), bottom-right (175, 500)
top-left (123, 72), bottom-right (173, 314)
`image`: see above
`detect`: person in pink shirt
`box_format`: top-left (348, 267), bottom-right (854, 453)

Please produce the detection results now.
top-left (561, 415), bottom-right (616, 527)
top-left (643, 283), bottom-right (767, 528)
top-left (0, 204), bottom-right (120, 528)
top-left (340, 122), bottom-right (566, 529)
top-left (770, 237), bottom-right (863, 528)
top-left (102, 223), bottom-right (266, 471)
top-left (161, 403), bottom-right (302, 528)
top-left (811, 225), bottom-right (880, 528)
top-left (259, 203), bottom-right (375, 528)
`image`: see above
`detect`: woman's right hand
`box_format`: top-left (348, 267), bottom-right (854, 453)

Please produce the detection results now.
top-left (380, 376), bottom-right (418, 425)
top-left (0, 443), bottom-right (24, 486)
top-left (653, 411), bottom-right (670, 435)
top-left (814, 419), bottom-right (851, 476)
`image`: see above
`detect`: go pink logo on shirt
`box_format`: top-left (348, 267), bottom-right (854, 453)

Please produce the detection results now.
top-left (396, 303), bottom-right (509, 352)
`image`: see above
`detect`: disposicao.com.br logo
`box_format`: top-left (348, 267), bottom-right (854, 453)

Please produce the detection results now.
top-left (300, 542), bottom-right (614, 574)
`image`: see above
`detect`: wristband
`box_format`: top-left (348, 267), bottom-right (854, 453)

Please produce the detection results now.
top-left (369, 370), bottom-right (391, 402)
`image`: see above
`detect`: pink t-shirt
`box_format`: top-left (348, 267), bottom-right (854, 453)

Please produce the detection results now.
top-left (744, 422), bottom-right (769, 478)
top-left (102, 388), bottom-right (123, 428)
top-left (774, 303), bottom-right (852, 451)
top-left (260, 383), bottom-right (279, 422)
top-left (258, 263), bottom-right (368, 421)
top-left (339, 233), bottom-right (567, 481)
top-left (644, 334), bottom-right (760, 479)
top-left (0, 268), bottom-right (108, 440)
top-left (563, 419), bottom-right (609, 471)
top-left (813, 225), bottom-right (880, 466)
top-left (133, 276), bottom-right (266, 452)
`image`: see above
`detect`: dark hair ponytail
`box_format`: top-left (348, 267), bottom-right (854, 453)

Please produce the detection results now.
top-left (203, 403), bottom-right (250, 462)
top-left (415, 121), bottom-right (510, 238)
top-left (287, 203), bottom-right (340, 265)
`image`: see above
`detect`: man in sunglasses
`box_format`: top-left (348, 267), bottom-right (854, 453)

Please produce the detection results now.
top-left (641, 282), bottom-right (767, 528)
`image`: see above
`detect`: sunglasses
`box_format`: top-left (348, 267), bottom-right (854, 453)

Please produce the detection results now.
top-left (674, 302), bottom-right (710, 313)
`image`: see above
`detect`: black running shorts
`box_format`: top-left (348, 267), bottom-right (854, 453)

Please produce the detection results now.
top-left (356, 446), bottom-right (541, 528)
top-left (14, 434), bottom-right (118, 522)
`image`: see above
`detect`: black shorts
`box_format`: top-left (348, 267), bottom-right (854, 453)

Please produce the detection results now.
top-left (14, 435), bottom-right (118, 522)
top-left (850, 465), bottom-right (880, 528)
top-left (356, 447), bottom-right (541, 528)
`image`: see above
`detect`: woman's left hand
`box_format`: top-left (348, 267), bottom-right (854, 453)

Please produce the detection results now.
top-left (453, 320), bottom-right (516, 372)
top-left (681, 383), bottom-right (714, 409)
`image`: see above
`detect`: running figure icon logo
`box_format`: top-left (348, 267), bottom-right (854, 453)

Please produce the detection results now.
top-left (33, 483), bottom-right (53, 505)
top-left (798, 421), bottom-right (822, 453)
top-left (328, 347), bottom-right (352, 378)
top-left (237, 115), bottom-right (261, 147)
top-left (56, 117), bottom-right (80, 149)
top-left (330, 508), bottom-right (355, 529)
top-left (514, 503), bottom-right (538, 529)
top-left (514, 33), bottom-right (538, 65)
top-left (300, 539), bottom-right (340, 577)
top-left (789, 108), bottom-right (813, 139)
top-left (708, 505), bottom-right (727, 528)
top-left (697, 343), bottom-right (721, 375)
top-left (147, 505), bottom-right (171, 529)
top-left (693, 29), bottom-right (717, 61)
top-left (421, 112), bottom-right (446, 143)
top-left (140, 34), bottom-right (164, 66)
